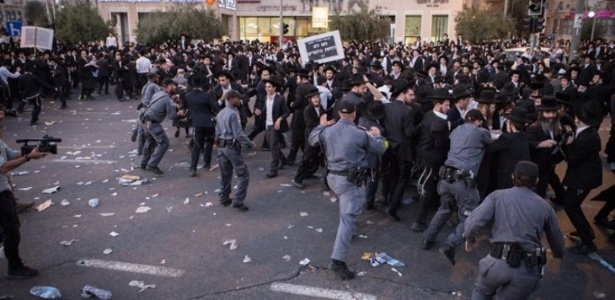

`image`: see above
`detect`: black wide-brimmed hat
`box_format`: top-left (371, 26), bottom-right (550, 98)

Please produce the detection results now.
top-left (362, 100), bottom-right (386, 120)
top-left (390, 78), bottom-right (412, 99)
top-left (555, 91), bottom-right (573, 106)
top-left (429, 88), bottom-right (453, 101)
top-left (508, 107), bottom-right (532, 124)
top-left (296, 68), bottom-right (310, 78)
top-left (263, 76), bottom-right (283, 88)
top-left (304, 87), bottom-right (321, 99)
top-left (575, 100), bottom-right (604, 127)
top-left (536, 96), bottom-right (561, 111)
top-left (370, 61), bottom-right (383, 69)
top-left (452, 84), bottom-right (472, 100)
top-left (349, 73), bottom-right (367, 86)
top-left (477, 88), bottom-right (497, 104)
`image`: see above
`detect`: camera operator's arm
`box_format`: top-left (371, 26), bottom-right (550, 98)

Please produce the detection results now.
top-left (0, 148), bottom-right (47, 174)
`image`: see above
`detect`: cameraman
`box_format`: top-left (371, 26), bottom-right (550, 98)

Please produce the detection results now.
top-left (0, 123), bottom-right (47, 279)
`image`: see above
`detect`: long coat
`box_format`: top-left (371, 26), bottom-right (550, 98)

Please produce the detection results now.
top-left (563, 128), bottom-right (602, 190)
top-left (487, 131), bottom-right (531, 189)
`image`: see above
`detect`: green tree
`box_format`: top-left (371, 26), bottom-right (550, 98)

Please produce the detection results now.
top-left (55, 1), bottom-right (114, 44)
top-left (329, 6), bottom-right (390, 42)
top-left (454, 7), bottom-right (514, 43)
top-left (24, 1), bottom-right (49, 27)
top-left (136, 5), bottom-right (227, 45)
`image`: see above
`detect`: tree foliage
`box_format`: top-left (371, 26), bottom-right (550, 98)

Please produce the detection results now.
top-left (55, 1), bottom-right (114, 44)
top-left (329, 6), bottom-right (390, 42)
top-left (136, 5), bottom-right (227, 45)
top-left (24, 1), bottom-right (49, 27)
top-left (455, 7), bottom-right (515, 43)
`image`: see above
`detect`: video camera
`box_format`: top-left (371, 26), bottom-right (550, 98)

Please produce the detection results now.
top-left (16, 134), bottom-right (62, 156)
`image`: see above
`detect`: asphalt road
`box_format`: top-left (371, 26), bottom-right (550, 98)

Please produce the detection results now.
top-left (0, 93), bottom-right (614, 300)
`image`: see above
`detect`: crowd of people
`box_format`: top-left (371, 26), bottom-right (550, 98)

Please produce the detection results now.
top-left (1, 34), bottom-right (615, 298)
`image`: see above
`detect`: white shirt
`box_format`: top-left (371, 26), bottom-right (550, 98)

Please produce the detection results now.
top-left (0, 66), bottom-right (20, 85)
top-left (106, 36), bottom-right (117, 48)
top-left (136, 56), bottom-right (152, 74)
top-left (576, 125), bottom-right (590, 138)
top-left (434, 110), bottom-right (448, 120)
top-left (266, 95), bottom-right (275, 126)
top-left (317, 85), bottom-right (332, 110)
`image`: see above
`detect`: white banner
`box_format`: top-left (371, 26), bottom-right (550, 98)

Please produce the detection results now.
top-left (297, 30), bottom-right (344, 64)
top-left (20, 26), bottom-right (54, 50)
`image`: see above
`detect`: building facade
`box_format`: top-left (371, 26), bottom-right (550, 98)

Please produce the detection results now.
top-left (546, 0), bottom-right (615, 40)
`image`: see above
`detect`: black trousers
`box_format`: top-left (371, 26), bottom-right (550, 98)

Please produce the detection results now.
top-left (0, 190), bottom-right (23, 270)
top-left (190, 126), bottom-right (215, 171)
top-left (596, 197), bottom-right (615, 220)
top-left (247, 116), bottom-right (269, 148)
top-left (287, 126), bottom-right (306, 163)
top-left (564, 188), bottom-right (594, 245)
top-left (265, 126), bottom-right (287, 172)
top-left (416, 167), bottom-right (440, 225)
top-left (18, 96), bottom-right (41, 124)
top-left (294, 144), bottom-right (321, 183)
top-left (98, 76), bottom-right (110, 94)
top-left (536, 164), bottom-right (555, 198)
top-left (382, 149), bottom-right (412, 211)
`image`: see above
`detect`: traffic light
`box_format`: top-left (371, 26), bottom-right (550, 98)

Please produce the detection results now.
top-left (533, 17), bottom-right (545, 33)
top-left (283, 23), bottom-right (289, 35)
top-left (528, 0), bottom-right (544, 16)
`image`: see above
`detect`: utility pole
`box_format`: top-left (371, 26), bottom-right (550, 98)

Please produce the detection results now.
top-left (570, 0), bottom-right (585, 62)
top-left (504, 0), bottom-right (510, 17)
top-left (279, 0), bottom-right (283, 47)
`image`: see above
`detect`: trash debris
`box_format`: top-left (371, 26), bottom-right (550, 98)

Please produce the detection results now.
top-left (128, 281), bottom-right (156, 293)
top-left (593, 290), bottom-right (606, 299)
top-left (44, 121), bottom-right (55, 126)
top-left (323, 191), bottom-right (330, 196)
top-left (205, 202), bottom-right (213, 207)
top-left (36, 200), bottom-right (53, 212)
top-left (243, 255), bottom-right (252, 263)
top-left (391, 267), bottom-right (403, 277)
top-left (280, 184), bottom-right (292, 187)
top-left (451, 292), bottom-right (462, 296)
top-left (10, 171), bottom-right (29, 176)
top-left (60, 239), bottom-right (77, 246)
top-left (81, 285), bottom-right (112, 299)
top-left (60, 199), bottom-right (70, 207)
top-left (111, 192), bottom-right (118, 197)
top-left (42, 186), bottom-right (60, 194)
top-left (30, 286), bottom-right (62, 299)
top-left (160, 260), bottom-right (166, 264)
top-left (136, 206), bottom-right (151, 214)
top-left (166, 206), bottom-right (173, 213)
top-left (356, 234), bottom-right (368, 239)
top-left (282, 255), bottom-right (291, 262)
top-left (587, 252), bottom-right (615, 274)
top-left (151, 193), bottom-right (159, 198)
top-left (0, 295), bottom-right (13, 299)
top-left (74, 215), bottom-right (82, 218)
top-left (223, 239), bottom-right (238, 250)
top-left (102, 179), bottom-right (109, 183)
top-left (109, 231), bottom-right (119, 237)
top-left (357, 271), bottom-right (367, 276)
top-left (287, 224), bottom-right (294, 229)
top-left (119, 174), bottom-right (149, 186)
top-left (183, 198), bottom-right (189, 205)
top-left (315, 228), bottom-right (323, 233)
top-left (18, 187), bottom-right (33, 191)
top-left (366, 220), bottom-right (375, 225)
top-left (330, 197), bottom-right (337, 202)
top-left (194, 192), bottom-right (203, 197)
top-left (300, 212), bottom-right (309, 217)
top-left (209, 164), bottom-right (219, 171)
top-left (88, 198), bottom-right (100, 208)
top-left (100, 213), bottom-right (115, 217)
top-left (362, 252), bottom-right (405, 267)
top-left (103, 248), bottom-right (113, 255)
top-left (299, 258), bottom-right (311, 266)
top-left (85, 181), bottom-right (94, 186)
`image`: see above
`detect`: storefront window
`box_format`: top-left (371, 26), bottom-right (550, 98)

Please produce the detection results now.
top-left (258, 18), bottom-right (271, 37)
top-left (405, 16), bottom-right (421, 44)
top-left (239, 17), bottom-right (309, 41)
top-left (431, 15), bottom-right (448, 42)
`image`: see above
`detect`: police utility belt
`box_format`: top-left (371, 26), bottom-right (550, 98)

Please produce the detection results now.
top-left (217, 138), bottom-right (241, 150)
top-left (329, 167), bottom-right (370, 187)
top-left (490, 242), bottom-right (546, 269)
top-left (439, 166), bottom-right (477, 189)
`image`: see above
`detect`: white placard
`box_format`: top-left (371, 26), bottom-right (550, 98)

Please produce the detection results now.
top-left (297, 30), bottom-right (344, 64)
top-left (573, 13), bottom-right (583, 29)
top-left (20, 26), bottom-right (54, 50)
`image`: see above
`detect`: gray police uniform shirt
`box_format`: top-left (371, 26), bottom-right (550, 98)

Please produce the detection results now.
top-left (308, 118), bottom-right (386, 171)
top-left (215, 105), bottom-right (251, 146)
top-left (140, 82), bottom-right (162, 117)
top-left (0, 140), bottom-right (20, 192)
top-left (464, 187), bottom-right (565, 257)
top-left (143, 91), bottom-right (178, 123)
top-left (445, 123), bottom-right (492, 175)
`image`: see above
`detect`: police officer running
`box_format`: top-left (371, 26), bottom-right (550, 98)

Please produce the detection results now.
top-left (140, 78), bottom-right (183, 175)
top-left (464, 161), bottom-right (564, 299)
top-left (308, 101), bottom-right (386, 280)
top-left (216, 91), bottom-right (256, 211)
top-left (422, 109), bottom-right (492, 265)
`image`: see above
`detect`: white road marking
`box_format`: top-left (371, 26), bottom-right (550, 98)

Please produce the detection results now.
top-left (51, 159), bottom-right (117, 164)
top-left (77, 259), bottom-right (185, 278)
top-left (270, 283), bottom-right (377, 300)
top-left (58, 146), bottom-right (116, 149)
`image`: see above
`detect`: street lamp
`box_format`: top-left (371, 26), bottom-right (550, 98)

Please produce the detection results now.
top-left (589, 11), bottom-right (597, 41)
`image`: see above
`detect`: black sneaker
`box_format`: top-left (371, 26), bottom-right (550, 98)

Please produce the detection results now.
top-left (6, 265), bottom-right (39, 280)
top-left (15, 201), bottom-right (35, 214)
top-left (385, 208), bottom-right (401, 221)
top-left (220, 198), bottom-right (232, 207)
top-left (130, 128), bottom-right (138, 142)
top-left (330, 260), bottom-right (355, 280)
top-left (232, 203), bottom-right (249, 211)
top-left (421, 238), bottom-right (433, 250)
top-left (147, 166), bottom-right (164, 175)
top-left (411, 222), bottom-right (428, 232)
top-left (569, 243), bottom-right (597, 255)
top-left (439, 245), bottom-right (456, 265)
top-left (188, 170), bottom-right (196, 177)
top-left (292, 181), bottom-right (304, 189)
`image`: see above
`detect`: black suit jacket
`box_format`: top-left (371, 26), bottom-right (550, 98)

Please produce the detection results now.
top-left (383, 100), bottom-right (417, 162)
top-left (303, 105), bottom-right (326, 138)
top-left (526, 121), bottom-right (562, 170)
top-left (447, 105), bottom-right (463, 132)
top-left (563, 128), bottom-right (602, 190)
top-left (185, 89), bottom-right (218, 127)
top-left (487, 131), bottom-right (531, 189)
top-left (411, 56), bottom-right (424, 71)
top-left (262, 93), bottom-right (290, 133)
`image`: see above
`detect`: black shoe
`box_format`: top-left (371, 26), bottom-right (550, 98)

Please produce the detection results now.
top-left (330, 260), bottom-right (355, 280)
top-left (549, 196), bottom-right (565, 206)
top-left (385, 208), bottom-right (400, 221)
top-left (365, 202), bottom-right (375, 210)
top-left (411, 222), bottom-right (427, 232)
top-left (188, 170), bottom-right (196, 177)
top-left (220, 198), bottom-right (232, 207)
top-left (594, 217), bottom-right (615, 229)
top-left (29, 121), bottom-right (37, 126)
top-left (131, 129), bottom-right (138, 142)
top-left (261, 147), bottom-right (270, 152)
top-left (569, 243), bottom-right (597, 255)
top-left (15, 201), bottom-right (35, 214)
top-left (439, 246), bottom-right (456, 265)
top-left (292, 181), bottom-right (304, 189)
top-left (60, 105), bottom-right (67, 109)
top-left (305, 174), bottom-right (319, 180)
top-left (147, 166), bottom-right (164, 175)
top-left (203, 164), bottom-right (211, 170)
top-left (232, 203), bottom-right (249, 211)
top-left (6, 265), bottom-right (39, 280)
top-left (266, 171), bottom-right (278, 178)
top-left (421, 238), bottom-right (433, 250)
top-left (174, 130), bottom-right (180, 138)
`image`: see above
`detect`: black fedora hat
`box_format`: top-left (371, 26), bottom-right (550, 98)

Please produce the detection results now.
top-left (501, 82), bottom-right (520, 96)
top-left (370, 61), bottom-right (383, 69)
top-left (477, 88), bottom-right (497, 104)
top-left (263, 76), bottom-right (283, 88)
top-left (304, 87), bottom-right (321, 99)
top-left (452, 84), bottom-right (472, 100)
top-left (508, 107), bottom-right (532, 124)
top-left (296, 68), bottom-right (310, 78)
top-left (324, 65), bottom-right (337, 73)
top-left (495, 93), bottom-right (512, 109)
top-left (575, 100), bottom-right (604, 127)
top-left (429, 88), bottom-right (453, 101)
top-left (555, 91), bottom-right (573, 106)
top-left (536, 96), bottom-right (561, 111)
top-left (391, 78), bottom-right (412, 98)
top-left (362, 100), bottom-right (386, 120)
top-left (349, 73), bottom-right (367, 86)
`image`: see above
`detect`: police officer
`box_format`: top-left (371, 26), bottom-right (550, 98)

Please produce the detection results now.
top-left (140, 78), bottom-right (183, 175)
top-left (464, 161), bottom-right (564, 299)
top-left (422, 109), bottom-right (492, 266)
top-left (308, 101), bottom-right (386, 280)
top-left (133, 72), bottom-right (161, 155)
top-left (216, 91), bottom-right (256, 211)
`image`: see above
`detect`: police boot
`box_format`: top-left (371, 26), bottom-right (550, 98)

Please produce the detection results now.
top-left (439, 245), bottom-right (456, 265)
top-left (330, 259), bottom-right (354, 281)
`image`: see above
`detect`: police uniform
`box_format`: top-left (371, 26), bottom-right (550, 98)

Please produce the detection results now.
top-left (464, 161), bottom-right (564, 299)
top-left (308, 101), bottom-right (386, 279)
top-left (135, 77), bottom-right (161, 156)
top-left (422, 110), bottom-right (492, 265)
top-left (215, 93), bottom-right (253, 209)
top-left (140, 88), bottom-right (178, 173)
